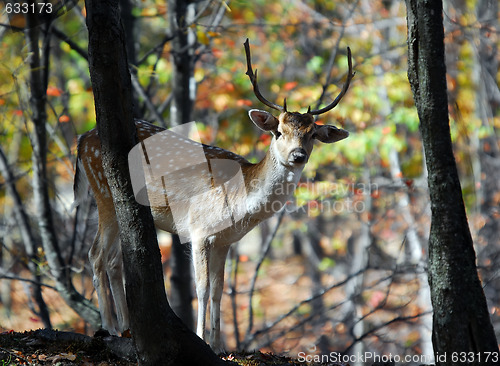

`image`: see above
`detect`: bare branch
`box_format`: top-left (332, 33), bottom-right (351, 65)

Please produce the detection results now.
top-left (245, 209), bottom-right (286, 341)
top-left (0, 272), bottom-right (57, 291)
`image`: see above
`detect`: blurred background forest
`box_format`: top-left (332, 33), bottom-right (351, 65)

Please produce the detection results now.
top-left (0, 0), bottom-right (499, 363)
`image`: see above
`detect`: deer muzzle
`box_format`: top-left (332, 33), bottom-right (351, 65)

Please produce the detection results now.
top-left (289, 148), bottom-right (308, 165)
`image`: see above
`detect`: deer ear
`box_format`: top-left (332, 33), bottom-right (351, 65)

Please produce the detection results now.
top-left (248, 109), bottom-right (279, 132)
top-left (314, 125), bottom-right (349, 143)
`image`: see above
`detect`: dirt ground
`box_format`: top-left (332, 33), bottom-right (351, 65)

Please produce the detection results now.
top-left (0, 329), bottom-right (347, 366)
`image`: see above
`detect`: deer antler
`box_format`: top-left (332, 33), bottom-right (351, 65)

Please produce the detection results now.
top-left (244, 39), bottom-right (286, 112)
top-left (308, 47), bottom-right (355, 115)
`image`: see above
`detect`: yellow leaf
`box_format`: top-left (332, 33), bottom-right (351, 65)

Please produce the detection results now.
top-left (194, 69), bottom-right (205, 82)
top-left (197, 30), bottom-right (209, 45)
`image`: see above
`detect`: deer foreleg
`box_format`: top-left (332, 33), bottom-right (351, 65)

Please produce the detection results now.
top-left (192, 238), bottom-right (210, 341)
top-left (209, 244), bottom-right (231, 352)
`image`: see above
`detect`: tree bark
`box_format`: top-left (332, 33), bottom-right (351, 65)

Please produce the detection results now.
top-left (0, 146), bottom-right (51, 329)
top-left (85, 0), bottom-right (230, 364)
top-left (167, 0), bottom-right (197, 330)
top-left (169, 233), bottom-right (195, 330)
top-left (476, 0), bottom-right (500, 248)
top-left (405, 1), bottom-right (499, 364)
top-left (119, 0), bottom-right (141, 118)
top-left (25, 10), bottom-right (99, 329)
top-left (168, 0), bottom-right (196, 128)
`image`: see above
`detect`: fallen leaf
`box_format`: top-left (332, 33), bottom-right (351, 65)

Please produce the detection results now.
top-left (47, 352), bottom-right (77, 362)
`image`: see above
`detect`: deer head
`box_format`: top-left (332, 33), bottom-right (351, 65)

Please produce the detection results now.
top-left (244, 39), bottom-right (354, 168)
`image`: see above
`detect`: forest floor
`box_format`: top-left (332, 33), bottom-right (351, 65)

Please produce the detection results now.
top-left (0, 329), bottom-right (347, 366)
top-left (0, 240), bottom-right (428, 365)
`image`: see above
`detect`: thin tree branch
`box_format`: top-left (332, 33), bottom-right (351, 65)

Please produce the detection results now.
top-left (241, 268), bottom-right (366, 350)
top-left (245, 208), bottom-right (286, 341)
top-left (314, 0), bottom-right (359, 113)
top-left (130, 71), bottom-right (167, 127)
top-left (0, 272), bottom-right (57, 291)
top-left (0, 139), bottom-right (52, 328)
top-left (51, 26), bottom-right (88, 60)
top-left (342, 311), bottom-right (432, 354)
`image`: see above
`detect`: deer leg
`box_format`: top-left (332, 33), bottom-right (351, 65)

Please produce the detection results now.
top-left (89, 223), bottom-right (119, 335)
top-left (108, 241), bottom-right (129, 333)
top-left (209, 244), bottom-right (231, 352)
top-left (192, 238), bottom-right (210, 342)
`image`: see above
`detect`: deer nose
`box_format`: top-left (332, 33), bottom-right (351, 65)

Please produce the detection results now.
top-left (289, 148), bottom-right (308, 164)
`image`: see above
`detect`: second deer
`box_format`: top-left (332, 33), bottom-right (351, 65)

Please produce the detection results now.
top-left (74, 39), bottom-right (354, 351)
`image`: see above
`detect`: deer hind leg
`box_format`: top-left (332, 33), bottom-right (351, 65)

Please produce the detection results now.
top-left (108, 240), bottom-right (129, 333)
top-left (209, 244), bottom-right (231, 352)
top-left (89, 222), bottom-right (120, 335)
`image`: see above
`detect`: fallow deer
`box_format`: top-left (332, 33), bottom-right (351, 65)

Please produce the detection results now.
top-left (74, 39), bottom-right (354, 350)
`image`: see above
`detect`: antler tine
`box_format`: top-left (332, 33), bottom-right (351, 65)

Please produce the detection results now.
top-left (244, 39), bottom-right (285, 112)
top-left (309, 47), bottom-right (355, 116)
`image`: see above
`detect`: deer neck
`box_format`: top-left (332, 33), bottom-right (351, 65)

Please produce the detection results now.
top-left (244, 140), bottom-right (303, 216)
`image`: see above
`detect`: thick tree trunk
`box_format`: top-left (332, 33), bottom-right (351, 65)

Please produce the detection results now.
top-left (85, 0), bottom-right (230, 364)
top-left (405, 1), bottom-right (499, 364)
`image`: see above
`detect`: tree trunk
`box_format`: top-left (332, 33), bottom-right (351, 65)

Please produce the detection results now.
top-left (169, 233), bottom-right (195, 330)
top-left (167, 0), bottom-right (197, 330)
top-left (119, 0), bottom-right (141, 118)
top-left (405, 1), bottom-right (499, 364)
top-left (168, 0), bottom-right (196, 128)
top-left (476, 0), bottom-right (500, 249)
top-left (0, 146), bottom-right (51, 328)
top-left (85, 0), bottom-right (230, 364)
top-left (25, 10), bottom-right (99, 329)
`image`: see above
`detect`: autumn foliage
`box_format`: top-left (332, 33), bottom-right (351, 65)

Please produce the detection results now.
top-left (0, 0), bottom-right (498, 363)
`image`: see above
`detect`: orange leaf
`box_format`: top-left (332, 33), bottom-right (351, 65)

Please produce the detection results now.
top-left (239, 254), bottom-right (249, 262)
top-left (236, 99), bottom-right (252, 107)
top-left (59, 114), bottom-right (70, 123)
top-left (46, 86), bottom-right (62, 97)
top-left (259, 134), bottom-right (271, 146)
top-left (382, 126), bottom-right (392, 134)
top-left (212, 48), bottom-right (223, 58)
top-left (283, 81), bottom-right (298, 91)
top-left (207, 31), bottom-right (220, 38)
